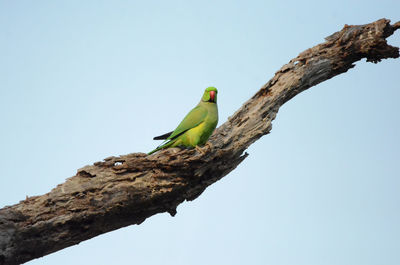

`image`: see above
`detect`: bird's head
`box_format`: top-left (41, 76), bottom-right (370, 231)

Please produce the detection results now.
top-left (201, 87), bottom-right (218, 103)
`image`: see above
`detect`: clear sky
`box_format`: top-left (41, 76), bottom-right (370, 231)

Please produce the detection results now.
top-left (1, 1), bottom-right (399, 264)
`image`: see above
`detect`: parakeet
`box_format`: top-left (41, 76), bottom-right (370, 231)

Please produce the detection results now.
top-left (148, 87), bottom-right (218, 155)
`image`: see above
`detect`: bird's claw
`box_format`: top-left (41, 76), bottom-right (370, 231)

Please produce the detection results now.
top-left (195, 142), bottom-right (213, 155)
top-left (195, 145), bottom-right (205, 155)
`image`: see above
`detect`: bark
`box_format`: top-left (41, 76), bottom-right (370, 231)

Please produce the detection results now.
top-left (0, 18), bottom-right (399, 265)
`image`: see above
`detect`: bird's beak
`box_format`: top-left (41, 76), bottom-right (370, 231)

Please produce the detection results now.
top-left (210, 91), bottom-right (215, 102)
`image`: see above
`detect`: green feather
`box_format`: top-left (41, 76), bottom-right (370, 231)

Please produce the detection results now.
top-left (148, 87), bottom-right (218, 155)
top-left (167, 106), bottom-right (208, 140)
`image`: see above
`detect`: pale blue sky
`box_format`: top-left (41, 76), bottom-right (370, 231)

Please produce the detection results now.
top-left (1, 1), bottom-right (399, 265)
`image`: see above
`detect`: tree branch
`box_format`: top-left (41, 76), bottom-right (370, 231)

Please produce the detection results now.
top-left (0, 18), bottom-right (399, 265)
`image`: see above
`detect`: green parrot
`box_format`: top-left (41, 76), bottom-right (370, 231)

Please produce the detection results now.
top-left (148, 87), bottom-right (218, 155)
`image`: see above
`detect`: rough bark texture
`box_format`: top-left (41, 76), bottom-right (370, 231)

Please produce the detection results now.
top-left (1, 18), bottom-right (399, 265)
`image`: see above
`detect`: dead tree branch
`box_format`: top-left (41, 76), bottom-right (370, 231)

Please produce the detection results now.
top-left (0, 18), bottom-right (399, 265)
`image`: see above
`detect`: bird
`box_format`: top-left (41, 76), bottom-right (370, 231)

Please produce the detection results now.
top-left (148, 87), bottom-right (218, 155)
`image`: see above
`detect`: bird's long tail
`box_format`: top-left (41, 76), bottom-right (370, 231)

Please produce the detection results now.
top-left (147, 140), bottom-right (176, 155)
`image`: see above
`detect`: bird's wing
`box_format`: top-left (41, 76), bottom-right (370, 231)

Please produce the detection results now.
top-left (167, 105), bottom-right (208, 140)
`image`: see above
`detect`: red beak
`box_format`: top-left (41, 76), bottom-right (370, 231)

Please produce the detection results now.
top-left (210, 91), bottom-right (215, 102)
